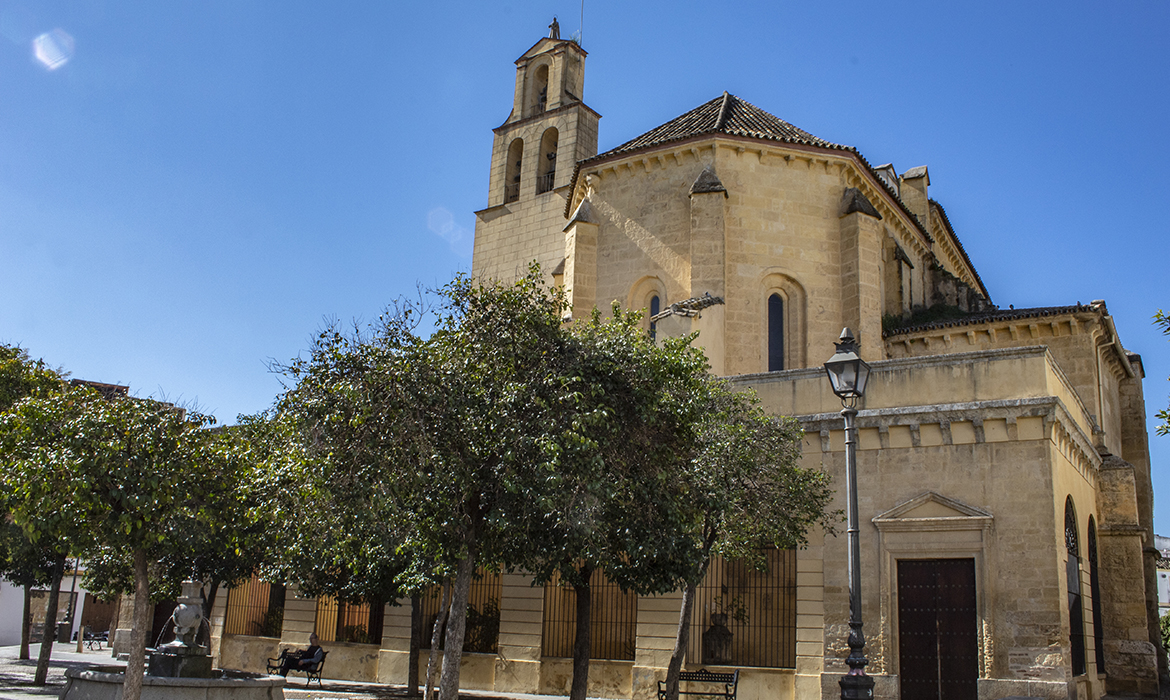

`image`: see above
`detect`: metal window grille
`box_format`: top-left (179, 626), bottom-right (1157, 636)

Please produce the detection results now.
top-left (686, 549), bottom-right (796, 669)
top-left (224, 576), bottom-right (285, 637)
top-left (314, 595), bottom-right (384, 645)
top-left (505, 182), bottom-right (520, 203)
top-left (1088, 519), bottom-right (1105, 672)
top-left (419, 570), bottom-right (501, 654)
top-left (542, 569), bottom-right (637, 660)
top-left (536, 171), bottom-right (556, 194)
top-left (1065, 499), bottom-right (1086, 676)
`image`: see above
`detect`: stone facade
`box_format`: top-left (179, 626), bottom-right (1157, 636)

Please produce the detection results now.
top-left (206, 29), bottom-right (1161, 700)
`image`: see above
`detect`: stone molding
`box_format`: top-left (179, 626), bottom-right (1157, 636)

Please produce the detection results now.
top-left (872, 491), bottom-right (994, 533)
top-left (797, 396), bottom-right (1101, 480)
top-left (732, 344), bottom-right (1052, 385)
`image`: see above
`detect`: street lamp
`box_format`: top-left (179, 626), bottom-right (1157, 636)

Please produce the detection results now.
top-left (823, 328), bottom-right (874, 700)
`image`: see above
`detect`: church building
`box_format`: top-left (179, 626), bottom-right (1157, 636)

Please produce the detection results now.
top-left (208, 28), bottom-right (1162, 700)
top-left (467, 29), bottom-right (1162, 700)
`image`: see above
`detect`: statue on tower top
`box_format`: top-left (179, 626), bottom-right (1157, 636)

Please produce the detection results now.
top-left (549, 17), bottom-right (560, 40)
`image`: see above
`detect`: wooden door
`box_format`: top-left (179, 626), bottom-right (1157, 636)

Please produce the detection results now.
top-left (897, 559), bottom-right (978, 700)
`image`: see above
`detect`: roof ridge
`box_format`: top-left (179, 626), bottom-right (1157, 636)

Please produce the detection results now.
top-left (715, 92), bottom-right (732, 131)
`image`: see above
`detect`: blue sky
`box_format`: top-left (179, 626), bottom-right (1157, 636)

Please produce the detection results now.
top-left (2, 1), bottom-right (1168, 526)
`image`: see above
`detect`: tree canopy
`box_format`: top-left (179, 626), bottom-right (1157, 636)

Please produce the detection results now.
top-left (1156, 310), bottom-right (1169, 436)
top-left (0, 384), bottom-right (238, 700)
top-left (272, 267), bottom-right (834, 700)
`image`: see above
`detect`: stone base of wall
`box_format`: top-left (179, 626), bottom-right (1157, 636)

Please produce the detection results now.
top-left (976, 677), bottom-right (1072, 700)
top-left (215, 634), bottom-right (281, 675)
top-left (538, 658), bottom-right (633, 697)
top-left (1104, 639), bottom-right (1159, 696)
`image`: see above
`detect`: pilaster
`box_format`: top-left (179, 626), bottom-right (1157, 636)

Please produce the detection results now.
top-left (564, 199), bottom-right (599, 318)
top-left (689, 168), bottom-right (728, 375)
top-left (495, 573), bottom-right (544, 693)
top-left (279, 585), bottom-right (317, 646)
top-left (377, 597), bottom-right (413, 684)
top-left (1095, 454), bottom-right (1159, 695)
top-left (838, 188), bottom-right (884, 356)
top-left (632, 591), bottom-right (683, 700)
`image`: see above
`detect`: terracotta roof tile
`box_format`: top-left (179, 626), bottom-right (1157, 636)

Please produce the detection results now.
top-left (592, 92), bottom-right (842, 160)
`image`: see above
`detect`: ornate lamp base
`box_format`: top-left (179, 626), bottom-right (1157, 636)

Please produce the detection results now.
top-left (839, 672), bottom-right (875, 700)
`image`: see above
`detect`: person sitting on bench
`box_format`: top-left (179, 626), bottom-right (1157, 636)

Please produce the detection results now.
top-left (278, 633), bottom-right (324, 676)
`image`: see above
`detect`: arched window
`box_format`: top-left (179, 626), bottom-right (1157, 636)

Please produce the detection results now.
top-left (504, 138), bottom-right (523, 203)
top-left (768, 294), bottom-right (784, 371)
top-left (1066, 497), bottom-right (1087, 676)
top-left (650, 295), bottom-right (660, 341)
top-left (537, 128), bottom-right (559, 194)
top-left (528, 63), bottom-right (549, 116)
top-left (628, 276), bottom-right (667, 338)
top-left (1087, 517), bottom-right (1105, 672)
top-left (761, 272), bottom-right (806, 371)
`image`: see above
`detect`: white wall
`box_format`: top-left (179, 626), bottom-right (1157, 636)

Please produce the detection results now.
top-left (0, 579), bottom-right (93, 647)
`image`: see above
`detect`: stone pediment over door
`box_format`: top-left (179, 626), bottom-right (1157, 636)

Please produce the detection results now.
top-left (870, 491), bottom-right (996, 680)
top-left (872, 491), bottom-right (993, 533)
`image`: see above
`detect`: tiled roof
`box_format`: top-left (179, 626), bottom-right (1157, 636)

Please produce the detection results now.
top-left (884, 304), bottom-right (1098, 338)
top-left (591, 92), bottom-right (844, 160)
top-left (930, 199), bottom-right (989, 301)
top-left (564, 92), bottom-right (913, 227)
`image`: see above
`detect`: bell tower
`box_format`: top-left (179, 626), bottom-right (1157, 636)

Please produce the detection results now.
top-left (472, 25), bottom-right (601, 283)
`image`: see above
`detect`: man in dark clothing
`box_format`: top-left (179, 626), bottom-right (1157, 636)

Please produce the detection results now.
top-left (278, 633), bottom-right (324, 676)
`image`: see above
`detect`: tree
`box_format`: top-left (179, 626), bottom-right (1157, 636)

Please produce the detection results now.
top-left (511, 306), bottom-right (710, 700)
top-left (1156, 310), bottom-right (1169, 436)
top-left (81, 422), bottom-right (269, 638)
top-left (0, 385), bottom-right (225, 700)
top-left (661, 381), bottom-right (835, 700)
top-left (0, 522), bottom-right (56, 660)
top-left (277, 268), bottom-right (653, 700)
top-left (0, 344), bottom-right (66, 680)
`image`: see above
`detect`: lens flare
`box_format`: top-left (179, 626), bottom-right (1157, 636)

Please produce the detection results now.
top-left (33, 28), bottom-right (73, 70)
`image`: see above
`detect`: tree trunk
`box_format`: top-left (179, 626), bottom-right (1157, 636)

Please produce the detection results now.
top-left (569, 563), bottom-right (595, 700)
top-left (664, 580), bottom-right (699, 700)
top-left (202, 580), bottom-right (220, 620)
top-left (20, 583), bottom-right (32, 660)
top-left (424, 582), bottom-right (451, 700)
top-left (33, 553), bottom-right (65, 685)
top-left (199, 580), bottom-right (220, 648)
top-left (122, 548), bottom-right (150, 700)
top-left (408, 594), bottom-right (422, 696)
top-left (438, 553), bottom-right (477, 700)
top-left (108, 596), bottom-right (123, 658)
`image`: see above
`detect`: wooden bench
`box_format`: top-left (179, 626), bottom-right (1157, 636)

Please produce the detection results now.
top-left (658, 668), bottom-right (739, 700)
top-left (267, 650), bottom-right (328, 686)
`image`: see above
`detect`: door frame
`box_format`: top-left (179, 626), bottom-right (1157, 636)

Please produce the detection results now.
top-left (872, 492), bottom-right (994, 683)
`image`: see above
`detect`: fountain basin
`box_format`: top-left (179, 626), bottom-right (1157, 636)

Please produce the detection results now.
top-left (61, 666), bottom-right (285, 700)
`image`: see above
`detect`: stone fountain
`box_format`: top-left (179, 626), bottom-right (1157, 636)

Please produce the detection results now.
top-left (146, 580), bottom-right (214, 677)
top-left (61, 580), bottom-right (285, 699)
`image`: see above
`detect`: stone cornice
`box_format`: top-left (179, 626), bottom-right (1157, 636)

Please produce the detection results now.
top-left (494, 101), bottom-right (601, 135)
top-left (730, 345), bottom-right (1051, 386)
top-left (795, 395), bottom-right (1101, 485)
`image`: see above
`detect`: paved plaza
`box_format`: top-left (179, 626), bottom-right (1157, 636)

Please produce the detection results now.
top-left (0, 643), bottom-right (574, 700)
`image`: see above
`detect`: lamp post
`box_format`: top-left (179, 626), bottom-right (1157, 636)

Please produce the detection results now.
top-left (823, 328), bottom-right (873, 700)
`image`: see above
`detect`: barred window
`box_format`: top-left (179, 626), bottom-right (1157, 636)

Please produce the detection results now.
top-left (1088, 517), bottom-right (1105, 672)
top-left (420, 570), bottom-right (501, 654)
top-left (224, 576), bottom-right (285, 637)
top-left (1065, 497), bottom-right (1086, 676)
top-left (542, 568), bottom-right (637, 660)
top-left (315, 596), bottom-right (384, 645)
top-left (686, 549), bottom-right (796, 669)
